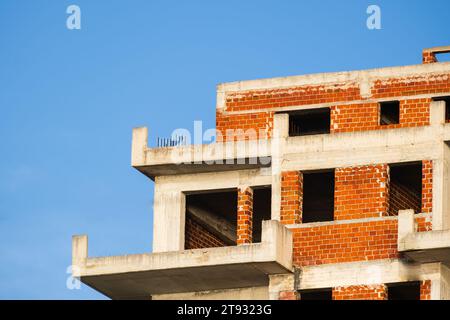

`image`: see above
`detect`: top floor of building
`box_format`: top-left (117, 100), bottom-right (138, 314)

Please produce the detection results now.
top-left (215, 46), bottom-right (450, 141)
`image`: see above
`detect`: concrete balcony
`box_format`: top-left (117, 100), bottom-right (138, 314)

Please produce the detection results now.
top-left (72, 220), bottom-right (293, 300)
top-left (398, 210), bottom-right (450, 263)
top-left (131, 127), bottom-right (272, 180)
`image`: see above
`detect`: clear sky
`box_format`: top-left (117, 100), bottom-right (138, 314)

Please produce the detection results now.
top-left (0, 0), bottom-right (449, 299)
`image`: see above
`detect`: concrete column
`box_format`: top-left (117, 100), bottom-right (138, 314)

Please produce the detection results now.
top-left (237, 186), bottom-right (253, 245)
top-left (397, 209), bottom-right (416, 249)
top-left (429, 100), bottom-right (449, 231)
top-left (431, 264), bottom-right (450, 300)
top-left (271, 113), bottom-right (289, 221)
top-left (72, 235), bottom-right (88, 269)
top-left (152, 182), bottom-right (186, 252)
top-left (131, 127), bottom-right (148, 166)
top-left (432, 143), bottom-right (450, 230)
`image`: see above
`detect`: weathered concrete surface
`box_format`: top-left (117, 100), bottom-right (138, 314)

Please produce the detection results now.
top-left (131, 127), bottom-right (271, 179)
top-left (298, 259), bottom-right (441, 290)
top-left (152, 286), bottom-right (269, 300)
top-left (398, 210), bottom-right (450, 263)
top-left (72, 220), bottom-right (292, 299)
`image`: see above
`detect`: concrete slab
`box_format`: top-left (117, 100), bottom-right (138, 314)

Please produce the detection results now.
top-left (72, 220), bottom-right (292, 300)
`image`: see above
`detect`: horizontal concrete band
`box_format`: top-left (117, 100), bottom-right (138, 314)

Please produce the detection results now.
top-left (73, 221), bottom-right (293, 299)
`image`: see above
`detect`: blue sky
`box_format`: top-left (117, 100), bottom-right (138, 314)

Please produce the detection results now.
top-left (0, 0), bottom-right (449, 299)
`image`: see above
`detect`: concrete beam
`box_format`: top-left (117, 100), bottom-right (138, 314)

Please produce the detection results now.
top-left (298, 259), bottom-right (440, 290)
top-left (399, 229), bottom-right (450, 263)
top-left (152, 286), bottom-right (269, 300)
top-left (270, 113), bottom-right (289, 221)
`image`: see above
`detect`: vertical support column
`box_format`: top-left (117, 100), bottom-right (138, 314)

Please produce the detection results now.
top-left (432, 144), bottom-right (450, 231)
top-left (280, 171), bottom-right (302, 224)
top-left (237, 186), bottom-right (253, 245)
top-left (430, 264), bottom-right (450, 300)
top-left (72, 235), bottom-right (88, 272)
top-left (153, 182), bottom-right (186, 252)
top-left (430, 100), bottom-right (447, 230)
top-left (131, 127), bottom-right (148, 166)
top-left (271, 113), bottom-right (289, 221)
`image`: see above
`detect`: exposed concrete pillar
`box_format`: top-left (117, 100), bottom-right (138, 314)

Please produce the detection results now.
top-left (432, 142), bottom-right (450, 230)
top-left (237, 186), bottom-right (253, 244)
top-left (152, 182), bottom-right (186, 252)
top-left (131, 127), bottom-right (148, 166)
top-left (271, 113), bottom-right (289, 221)
top-left (72, 235), bottom-right (88, 269)
top-left (431, 264), bottom-right (450, 300)
top-left (429, 100), bottom-right (450, 231)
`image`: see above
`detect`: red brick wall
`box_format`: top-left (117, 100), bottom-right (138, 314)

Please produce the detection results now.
top-left (184, 216), bottom-right (226, 249)
top-left (330, 103), bottom-right (379, 133)
top-left (292, 219), bottom-right (398, 267)
top-left (330, 99), bottom-right (431, 133)
top-left (216, 112), bottom-right (273, 142)
top-left (279, 291), bottom-right (299, 300)
top-left (224, 84), bottom-right (361, 113)
top-left (332, 285), bottom-right (387, 300)
top-left (237, 187), bottom-right (253, 244)
top-left (422, 160), bottom-right (433, 214)
top-left (418, 160), bottom-right (433, 232)
top-left (217, 69), bottom-right (450, 140)
top-left (334, 165), bottom-right (389, 220)
top-left (423, 50), bottom-right (438, 64)
top-left (388, 181), bottom-right (421, 215)
top-left (280, 171), bottom-right (302, 224)
top-left (420, 280), bottom-right (431, 300)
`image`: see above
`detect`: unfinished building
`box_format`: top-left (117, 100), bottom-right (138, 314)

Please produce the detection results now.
top-left (73, 46), bottom-right (450, 300)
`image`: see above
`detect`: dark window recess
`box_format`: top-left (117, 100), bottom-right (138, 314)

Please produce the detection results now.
top-left (302, 170), bottom-right (335, 223)
top-left (388, 282), bottom-right (420, 300)
top-left (380, 101), bottom-right (400, 125)
top-left (388, 162), bottom-right (422, 215)
top-left (288, 108), bottom-right (330, 136)
top-left (433, 96), bottom-right (450, 121)
top-left (252, 186), bottom-right (272, 243)
top-left (300, 288), bottom-right (332, 300)
top-left (185, 189), bottom-right (237, 249)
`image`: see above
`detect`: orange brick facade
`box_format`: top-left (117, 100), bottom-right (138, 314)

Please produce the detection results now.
top-left (237, 187), bottom-right (253, 245)
top-left (332, 285), bottom-right (387, 300)
top-left (204, 50), bottom-right (449, 299)
top-left (185, 215), bottom-right (226, 249)
top-left (280, 171), bottom-right (302, 224)
top-left (334, 165), bottom-right (389, 220)
top-left (292, 219), bottom-right (398, 267)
